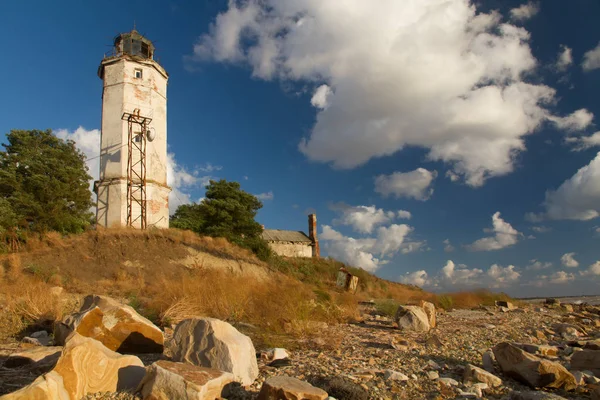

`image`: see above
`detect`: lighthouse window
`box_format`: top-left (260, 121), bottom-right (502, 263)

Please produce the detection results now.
top-left (134, 69), bottom-right (143, 79)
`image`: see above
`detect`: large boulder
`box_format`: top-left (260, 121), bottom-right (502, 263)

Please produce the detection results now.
top-left (257, 376), bottom-right (328, 400)
top-left (54, 294), bottom-right (163, 353)
top-left (492, 342), bottom-right (576, 390)
top-left (395, 305), bottom-right (430, 332)
top-left (169, 318), bottom-right (259, 386)
top-left (419, 301), bottom-right (437, 328)
top-left (1, 333), bottom-right (145, 400)
top-left (138, 360), bottom-right (234, 400)
top-left (570, 349), bottom-right (600, 377)
top-left (4, 346), bottom-right (62, 371)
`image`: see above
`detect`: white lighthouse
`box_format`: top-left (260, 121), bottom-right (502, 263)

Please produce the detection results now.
top-left (95, 29), bottom-right (170, 229)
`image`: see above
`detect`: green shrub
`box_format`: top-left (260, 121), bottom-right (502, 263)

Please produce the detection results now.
top-left (374, 299), bottom-right (399, 317)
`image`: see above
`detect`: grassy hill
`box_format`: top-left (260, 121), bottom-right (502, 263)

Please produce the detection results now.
top-left (0, 228), bottom-right (510, 344)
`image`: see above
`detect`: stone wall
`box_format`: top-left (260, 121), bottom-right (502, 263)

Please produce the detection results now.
top-left (267, 242), bottom-right (313, 258)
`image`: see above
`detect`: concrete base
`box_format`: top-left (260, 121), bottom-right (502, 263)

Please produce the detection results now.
top-left (95, 179), bottom-right (170, 229)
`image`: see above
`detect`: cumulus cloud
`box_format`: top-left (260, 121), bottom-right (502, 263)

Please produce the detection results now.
top-left (167, 153), bottom-right (212, 214)
top-left (510, 2), bottom-right (540, 21)
top-left (255, 191), bottom-right (274, 201)
top-left (311, 84), bottom-right (332, 109)
top-left (565, 132), bottom-right (600, 152)
top-left (196, 162), bottom-right (222, 173)
top-left (397, 210), bottom-right (412, 220)
top-left (374, 169), bottom-right (436, 200)
top-left (467, 212), bottom-right (521, 251)
top-left (531, 152), bottom-right (600, 221)
top-left (561, 252), bottom-right (579, 268)
top-left (584, 261), bottom-right (600, 276)
top-left (487, 264), bottom-right (521, 288)
top-left (555, 45), bottom-right (573, 72)
top-left (54, 127), bottom-right (101, 193)
top-left (320, 224), bottom-right (417, 272)
top-left (548, 271), bottom-right (575, 284)
top-left (191, 0), bottom-right (592, 187)
top-left (531, 226), bottom-right (551, 233)
top-left (331, 203), bottom-right (397, 233)
top-left (548, 109), bottom-right (595, 133)
top-left (400, 270), bottom-right (429, 287)
top-left (401, 260), bottom-right (520, 290)
top-left (443, 239), bottom-right (455, 252)
top-left (582, 42), bottom-right (600, 72)
top-left (525, 259), bottom-right (552, 271)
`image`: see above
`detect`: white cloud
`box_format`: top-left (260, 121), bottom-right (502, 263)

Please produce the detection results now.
top-left (196, 162), bottom-right (222, 173)
top-left (548, 271), bottom-right (575, 284)
top-left (467, 212), bottom-right (521, 251)
top-left (531, 226), bottom-right (551, 233)
top-left (565, 132), bottom-right (600, 152)
top-left (397, 210), bottom-right (412, 220)
top-left (320, 224), bottom-right (417, 272)
top-left (525, 259), bottom-right (552, 271)
top-left (443, 239), bottom-right (455, 252)
top-left (561, 252), bottom-right (579, 268)
top-left (487, 264), bottom-right (521, 288)
top-left (192, 1), bottom-right (591, 187)
top-left (401, 260), bottom-right (520, 290)
top-left (255, 191), bottom-right (274, 201)
top-left (533, 152), bottom-right (600, 221)
top-left (311, 84), bottom-right (332, 109)
top-left (510, 2), bottom-right (540, 21)
top-left (374, 169), bottom-right (437, 200)
top-left (582, 42), bottom-right (600, 72)
top-left (584, 261), bottom-right (600, 276)
top-left (555, 45), bottom-right (573, 72)
top-left (400, 270), bottom-right (429, 287)
top-left (54, 127), bottom-right (101, 194)
top-left (167, 153), bottom-right (211, 214)
top-left (548, 109), bottom-right (594, 133)
top-left (331, 203), bottom-right (397, 234)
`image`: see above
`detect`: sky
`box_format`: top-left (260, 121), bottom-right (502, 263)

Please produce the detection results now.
top-left (1, 0), bottom-right (600, 298)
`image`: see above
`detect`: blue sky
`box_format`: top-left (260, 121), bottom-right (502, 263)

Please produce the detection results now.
top-left (1, 1), bottom-right (600, 297)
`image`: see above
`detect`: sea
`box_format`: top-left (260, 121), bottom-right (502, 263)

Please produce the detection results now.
top-left (518, 295), bottom-right (600, 306)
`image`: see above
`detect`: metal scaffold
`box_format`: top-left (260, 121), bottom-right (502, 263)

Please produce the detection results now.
top-left (122, 108), bottom-right (152, 229)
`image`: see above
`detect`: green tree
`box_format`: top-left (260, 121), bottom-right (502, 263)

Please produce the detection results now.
top-left (171, 179), bottom-right (271, 259)
top-left (0, 129), bottom-right (93, 234)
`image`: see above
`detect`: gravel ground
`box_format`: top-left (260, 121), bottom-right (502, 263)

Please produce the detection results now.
top-left (1, 303), bottom-right (598, 399)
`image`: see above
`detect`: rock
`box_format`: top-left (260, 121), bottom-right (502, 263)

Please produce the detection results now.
top-left (269, 359), bottom-right (292, 368)
top-left (592, 386), bottom-right (600, 400)
top-left (561, 304), bottom-right (574, 313)
top-left (1, 333), bottom-right (145, 400)
top-left (4, 346), bottom-right (62, 370)
top-left (137, 360), bottom-right (234, 400)
top-left (425, 335), bottom-right (444, 348)
top-left (260, 348), bottom-right (290, 362)
top-left (384, 370), bottom-right (409, 381)
top-left (570, 349), bottom-right (600, 377)
top-left (395, 305), bottom-right (430, 332)
top-left (419, 301), bottom-right (436, 328)
top-left (0, 371), bottom-right (69, 400)
top-left (49, 286), bottom-right (64, 297)
top-left (54, 294), bottom-right (164, 353)
top-left (492, 342), bottom-right (576, 390)
top-left (469, 383), bottom-right (488, 397)
top-left (308, 377), bottom-right (367, 400)
top-left (515, 343), bottom-right (559, 357)
top-left (169, 318), bottom-right (259, 386)
top-left (30, 331), bottom-right (49, 339)
top-left (545, 298), bottom-right (561, 306)
top-left (499, 306), bottom-right (510, 313)
top-left (426, 371), bottom-right (439, 380)
top-left (495, 301), bottom-right (516, 310)
top-left (463, 364), bottom-right (502, 387)
top-left (510, 391), bottom-right (568, 399)
top-left (482, 350), bottom-right (495, 373)
top-left (552, 323), bottom-right (581, 337)
top-left (22, 336), bottom-right (51, 346)
top-left (584, 339), bottom-right (600, 350)
top-left (571, 370), bottom-right (585, 385)
top-left (437, 377), bottom-right (459, 386)
top-left (257, 376), bottom-right (328, 400)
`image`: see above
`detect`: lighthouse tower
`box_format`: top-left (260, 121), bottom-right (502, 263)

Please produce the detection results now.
top-left (95, 29), bottom-right (170, 229)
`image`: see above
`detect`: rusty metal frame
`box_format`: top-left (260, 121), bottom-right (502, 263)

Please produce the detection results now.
top-left (122, 109), bottom-right (152, 229)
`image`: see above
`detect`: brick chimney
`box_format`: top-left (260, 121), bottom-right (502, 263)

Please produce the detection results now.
top-left (308, 213), bottom-right (320, 258)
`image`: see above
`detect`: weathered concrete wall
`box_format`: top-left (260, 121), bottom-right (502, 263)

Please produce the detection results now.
top-left (97, 55), bottom-right (170, 228)
top-left (268, 242), bottom-right (313, 258)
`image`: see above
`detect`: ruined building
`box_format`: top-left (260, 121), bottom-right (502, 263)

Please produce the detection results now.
top-left (261, 214), bottom-right (320, 258)
top-left (94, 29), bottom-right (171, 229)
